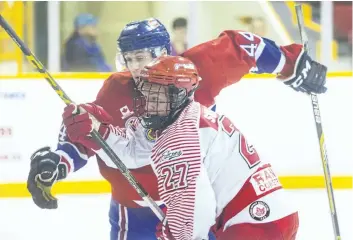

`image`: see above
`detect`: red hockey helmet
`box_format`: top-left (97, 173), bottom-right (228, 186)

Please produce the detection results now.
top-left (139, 55), bottom-right (200, 94)
top-left (133, 56), bottom-right (201, 130)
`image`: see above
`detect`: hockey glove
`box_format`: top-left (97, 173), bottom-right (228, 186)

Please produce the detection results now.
top-left (281, 51), bottom-right (327, 94)
top-left (62, 103), bottom-right (112, 151)
top-left (27, 147), bottom-right (68, 209)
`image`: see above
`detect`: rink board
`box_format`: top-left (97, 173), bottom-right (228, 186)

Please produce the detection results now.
top-left (0, 73), bottom-right (352, 196)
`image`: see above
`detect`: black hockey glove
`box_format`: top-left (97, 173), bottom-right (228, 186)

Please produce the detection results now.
top-left (283, 51), bottom-right (327, 94)
top-left (27, 147), bottom-right (68, 209)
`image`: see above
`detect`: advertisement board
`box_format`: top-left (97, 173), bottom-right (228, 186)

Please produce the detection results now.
top-left (0, 76), bottom-right (351, 195)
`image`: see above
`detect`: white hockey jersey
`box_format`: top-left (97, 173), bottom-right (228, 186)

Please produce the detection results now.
top-left (95, 101), bottom-right (297, 240)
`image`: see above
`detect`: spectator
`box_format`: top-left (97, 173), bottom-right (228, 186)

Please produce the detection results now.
top-left (170, 17), bottom-right (188, 56)
top-left (61, 13), bottom-right (111, 72)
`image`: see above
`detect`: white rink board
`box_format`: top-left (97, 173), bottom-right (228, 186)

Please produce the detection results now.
top-left (0, 77), bottom-right (352, 183)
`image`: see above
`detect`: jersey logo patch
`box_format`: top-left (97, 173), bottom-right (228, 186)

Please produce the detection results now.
top-left (250, 166), bottom-right (281, 196)
top-left (144, 128), bottom-right (157, 142)
top-left (120, 105), bottom-right (134, 119)
top-left (159, 149), bottom-right (183, 163)
top-left (124, 116), bottom-right (138, 130)
top-left (249, 201), bottom-right (270, 221)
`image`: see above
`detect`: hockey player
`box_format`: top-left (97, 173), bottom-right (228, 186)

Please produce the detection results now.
top-left (27, 18), bottom-right (327, 239)
top-left (60, 56), bottom-right (301, 240)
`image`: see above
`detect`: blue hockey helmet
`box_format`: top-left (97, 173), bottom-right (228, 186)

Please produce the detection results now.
top-left (117, 18), bottom-right (171, 55)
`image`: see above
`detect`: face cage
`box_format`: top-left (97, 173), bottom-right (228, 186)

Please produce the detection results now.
top-left (115, 47), bottom-right (165, 72)
top-left (133, 81), bottom-right (189, 130)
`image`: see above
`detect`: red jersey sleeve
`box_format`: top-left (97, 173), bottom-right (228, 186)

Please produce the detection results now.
top-left (182, 30), bottom-right (303, 107)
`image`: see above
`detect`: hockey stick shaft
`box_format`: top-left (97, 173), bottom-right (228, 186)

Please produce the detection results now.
top-left (0, 14), bottom-right (165, 221)
top-left (295, 5), bottom-right (341, 240)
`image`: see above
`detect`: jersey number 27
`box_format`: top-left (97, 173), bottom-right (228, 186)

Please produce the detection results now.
top-left (161, 162), bottom-right (189, 192)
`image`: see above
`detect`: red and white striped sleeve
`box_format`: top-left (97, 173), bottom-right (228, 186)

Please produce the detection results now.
top-left (151, 105), bottom-right (217, 240)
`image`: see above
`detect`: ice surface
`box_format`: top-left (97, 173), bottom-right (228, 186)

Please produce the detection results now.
top-left (0, 190), bottom-right (352, 240)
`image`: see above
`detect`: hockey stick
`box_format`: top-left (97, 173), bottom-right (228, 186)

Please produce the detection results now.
top-left (295, 5), bottom-right (341, 240)
top-left (0, 14), bottom-right (165, 222)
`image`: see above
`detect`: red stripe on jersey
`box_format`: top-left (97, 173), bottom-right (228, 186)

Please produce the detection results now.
top-left (60, 155), bottom-right (71, 173)
top-left (119, 205), bottom-right (127, 240)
